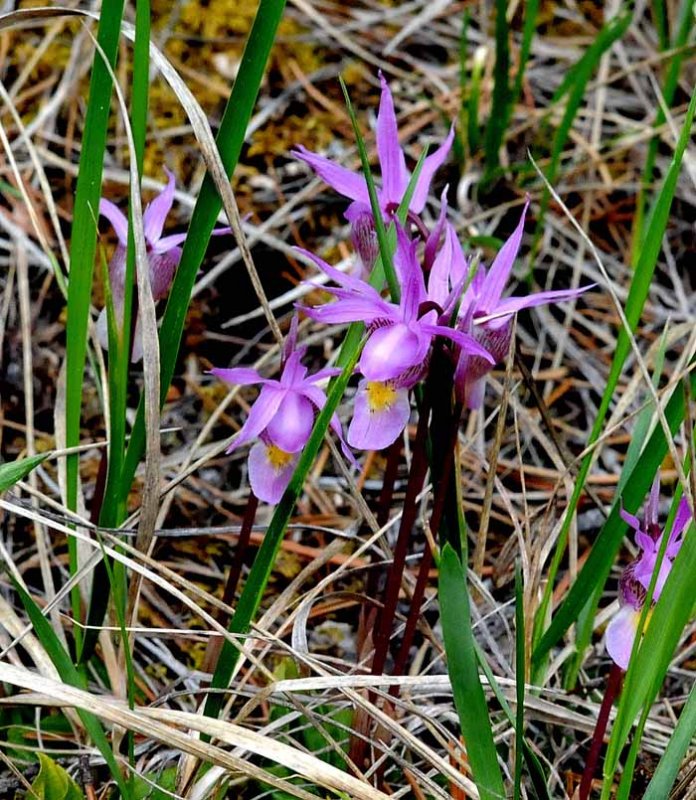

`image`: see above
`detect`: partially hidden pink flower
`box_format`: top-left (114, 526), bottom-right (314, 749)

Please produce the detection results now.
top-left (605, 480), bottom-right (693, 669)
top-left (293, 73), bottom-right (453, 271)
top-left (298, 226), bottom-right (494, 450)
top-left (211, 337), bottom-right (352, 504)
top-left (98, 169), bottom-right (230, 361)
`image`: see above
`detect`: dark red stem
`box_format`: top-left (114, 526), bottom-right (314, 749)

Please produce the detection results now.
top-left (579, 663), bottom-right (624, 800)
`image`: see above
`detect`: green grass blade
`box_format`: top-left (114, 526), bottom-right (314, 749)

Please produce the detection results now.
top-left (9, 574), bottom-right (129, 797)
top-left (482, 0), bottom-right (510, 183)
top-left (509, 0), bottom-right (539, 119)
top-left (533, 86), bottom-right (696, 667)
top-left (204, 341), bottom-right (362, 721)
top-left (440, 543), bottom-right (505, 800)
top-left (0, 454), bottom-right (47, 492)
top-left (64, 2), bottom-right (125, 511)
top-left (62, 1), bottom-right (125, 656)
top-left (643, 682), bottom-right (696, 799)
top-left (603, 520), bottom-right (696, 787)
top-left (119, 0), bottom-right (286, 508)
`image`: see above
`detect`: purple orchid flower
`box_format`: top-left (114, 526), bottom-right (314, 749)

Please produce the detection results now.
top-left (211, 335), bottom-right (352, 504)
top-left (605, 481), bottom-right (693, 670)
top-left (293, 73), bottom-right (454, 270)
top-left (298, 227), bottom-right (494, 450)
top-left (97, 169), bottom-right (229, 361)
top-left (448, 199), bottom-right (594, 409)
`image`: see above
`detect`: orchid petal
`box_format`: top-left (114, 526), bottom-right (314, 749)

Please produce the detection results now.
top-left (248, 441), bottom-right (298, 504)
top-left (143, 168), bottom-right (176, 245)
top-left (149, 250), bottom-right (180, 301)
top-left (480, 284), bottom-right (594, 321)
top-left (483, 197), bottom-right (529, 310)
top-left (646, 474), bottom-right (661, 529)
top-left (376, 72), bottom-right (409, 203)
top-left (423, 188), bottom-right (449, 270)
top-left (360, 323), bottom-right (429, 381)
top-left (667, 497), bottom-right (693, 556)
top-left (394, 225), bottom-right (426, 320)
top-left (210, 367), bottom-right (271, 386)
top-left (293, 145), bottom-right (370, 205)
top-left (280, 347), bottom-right (308, 387)
top-left (409, 125), bottom-right (454, 213)
top-left (152, 232), bottom-right (188, 253)
top-left (99, 199), bottom-right (129, 246)
top-left (225, 384), bottom-right (285, 452)
top-left (619, 506), bottom-right (644, 535)
top-left (348, 380), bottom-right (410, 450)
top-left (422, 323), bottom-right (495, 363)
top-left (302, 385), bottom-right (357, 467)
top-left (300, 299), bottom-right (391, 325)
top-left (605, 605), bottom-right (640, 670)
top-left (265, 392), bottom-right (315, 453)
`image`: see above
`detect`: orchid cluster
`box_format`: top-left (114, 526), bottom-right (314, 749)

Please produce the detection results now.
top-left (605, 480), bottom-right (693, 669)
top-left (212, 75), bottom-right (591, 503)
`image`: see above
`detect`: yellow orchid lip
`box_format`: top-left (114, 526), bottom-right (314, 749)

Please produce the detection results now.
top-left (265, 444), bottom-right (294, 471)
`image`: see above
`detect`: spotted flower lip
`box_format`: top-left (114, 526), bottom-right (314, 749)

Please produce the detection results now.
top-left (605, 480), bottom-right (693, 670)
top-left (211, 344), bottom-right (353, 503)
top-left (97, 169), bottom-right (230, 361)
top-left (292, 73), bottom-right (454, 224)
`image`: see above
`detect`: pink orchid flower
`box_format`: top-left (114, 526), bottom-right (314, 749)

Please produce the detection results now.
top-left (98, 169), bottom-right (229, 361)
top-left (605, 481), bottom-right (693, 670)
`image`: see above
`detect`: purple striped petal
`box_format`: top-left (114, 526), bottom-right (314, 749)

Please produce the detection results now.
top-left (360, 323), bottom-right (429, 381)
top-left (248, 440), bottom-right (298, 504)
top-left (376, 73), bottom-right (409, 203)
top-left (265, 391), bottom-right (314, 453)
top-left (143, 169), bottom-right (176, 245)
top-left (605, 605), bottom-right (639, 670)
top-left (149, 250), bottom-right (180, 301)
top-left (409, 125), bottom-right (454, 214)
top-left (348, 379), bottom-right (410, 450)
top-left (99, 199), bottom-right (129, 246)
top-left (293, 145), bottom-right (370, 205)
top-left (482, 198), bottom-right (529, 310)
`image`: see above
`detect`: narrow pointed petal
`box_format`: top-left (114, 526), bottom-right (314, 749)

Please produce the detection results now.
top-left (152, 232), bottom-right (187, 253)
top-left (225, 384), bottom-right (285, 452)
top-left (300, 298), bottom-right (391, 325)
top-left (293, 145), bottom-right (371, 205)
top-left (479, 284), bottom-right (594, 321)
top-left (99, 199), bottom-right (129, 246)
top-left (348, 380), bottom-right (410, 450)
top-left (423, 188), bottom-right (449, 270)
top-left (304, 366), bottom-right (342, 384)
top-left (620, 506), bottom-right (644, 535)
top-left (409, 125), bottom-right (455, 213)
top-left (248, 441), bottom-right (298, 504)
top-left (265, 392), bottom-right (314, 453)
top-left (210, 366), bottom-right (270, 386)
top-left (360, 323), bottom-right (429, 381)
top-left (143, 168), bottom-right (176, 245)
top-left (279, 347), bottom-right (308, 387)
top-left (605, 605), bottom-right (640, 670)
top-left (394, 225), bottom-right (426, 319)
top-left (667, 497), bottom-right (693, 556)
top-left (429, 222), bottom-right (466, 307)
top-left (296, 247), bottom-right (381, 296)
top-left (376, 73), bottom-right (409, 203)
top-left (422, 323), bottom-right (495, 363)
top-left (483, 197), bottom-right (530, 309)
